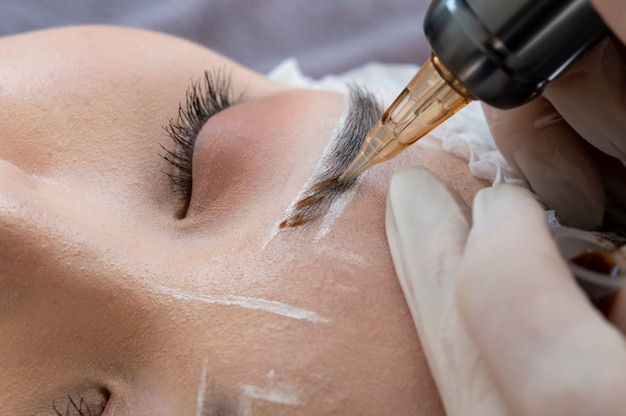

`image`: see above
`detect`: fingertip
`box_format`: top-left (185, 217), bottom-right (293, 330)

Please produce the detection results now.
top-left (386, 166), bottom-right (442, 245)
top-left (471, 184), bottom-right (545, 236)
top-left (387, 166), bottom-right (442, 208)
top-left (386, 166), bottom-right (471, 246)
top-left (385, 166), bottom-right (471, 332)
top-left (458, 184), bottom-right (565, 349)
top-left (387, 167), bottom-right (449, 258)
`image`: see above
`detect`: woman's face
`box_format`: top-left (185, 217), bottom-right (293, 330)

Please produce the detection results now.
top-left (0, 27), bottom-right (485, 414)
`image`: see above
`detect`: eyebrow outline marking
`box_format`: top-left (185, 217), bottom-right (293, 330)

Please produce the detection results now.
top-left (279, 85), bottom-right (382, 229)
top-left (240, 383), bottom-right (302, 406)
top-left (151, 284), bottom-right (330, 324)
top-left (314, 174), bottom-right (363, 240)
top-left (261, 85), bottom-right (382, 249)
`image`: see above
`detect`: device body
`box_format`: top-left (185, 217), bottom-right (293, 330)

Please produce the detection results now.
top-left (425, 0), bottom-right (607, 109)
top-left (339, 0), bottom-right (609, 183)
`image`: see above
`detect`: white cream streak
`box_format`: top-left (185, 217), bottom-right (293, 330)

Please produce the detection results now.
top-left (196, 356), bottom-right (209, 416)
top-left (152, 284), bottom-right (330, 324)
top-left (315, 244), bottom-right (367, 269)
top-left (315, 174), bottom-right (363, 240)
top-left (261, 98), bottom-right (351, 250)
top-left (240, 383), bottom-right (302, 406)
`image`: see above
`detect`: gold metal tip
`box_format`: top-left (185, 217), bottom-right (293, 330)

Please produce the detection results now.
top-left (338, 54), bottom-right (473, 184)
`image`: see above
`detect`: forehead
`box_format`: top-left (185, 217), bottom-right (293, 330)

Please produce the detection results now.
top-left (0, 26), bottom-right (281, 105)
top-left (0, 26), bottom-right (287, 179)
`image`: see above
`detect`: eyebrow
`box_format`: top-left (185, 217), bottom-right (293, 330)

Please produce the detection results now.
top-left (279, 85), bottom-right (382, 228)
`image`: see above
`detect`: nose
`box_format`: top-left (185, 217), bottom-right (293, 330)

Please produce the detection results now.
top-left (0, 158), bottom-right (163, 362)
top-left (0, 160), bottom-right (97, 286)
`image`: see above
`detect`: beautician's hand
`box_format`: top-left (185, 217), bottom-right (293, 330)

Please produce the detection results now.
top-left (386, 166), bottom-right (626, 415)
top-left (482, 0), bottom-right (626, 232)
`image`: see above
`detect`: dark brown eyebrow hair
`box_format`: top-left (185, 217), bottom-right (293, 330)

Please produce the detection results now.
top-left (279, 84), bottom-right (382, 228)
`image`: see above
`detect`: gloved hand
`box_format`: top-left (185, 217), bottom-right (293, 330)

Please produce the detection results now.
top-left (482, 0), bottom-right (626, 232)
top-left (386, 166), bottom-right (626, 415)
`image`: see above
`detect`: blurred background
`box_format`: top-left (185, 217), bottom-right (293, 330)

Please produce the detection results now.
top-left (0, 0), bottom-right (432, 77)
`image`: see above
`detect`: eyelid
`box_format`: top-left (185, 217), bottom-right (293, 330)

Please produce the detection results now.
top-left (160, 69), bottom-right (241, 218)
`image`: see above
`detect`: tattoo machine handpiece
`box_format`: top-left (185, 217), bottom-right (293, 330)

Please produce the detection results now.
top-left (339, 0), bottom-right (607, 183)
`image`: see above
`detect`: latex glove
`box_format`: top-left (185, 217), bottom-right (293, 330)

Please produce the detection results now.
top-left (483, 1), bottom-right (626, 231)
top-left (386, 166), bottom-right (626, 415)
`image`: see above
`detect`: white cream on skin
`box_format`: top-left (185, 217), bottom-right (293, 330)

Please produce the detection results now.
top-left (196, 356), bottom-right (209, 416)
top-left (314, 244), bottom-right (368, 271)
top-left (315, 175), bottom-right (363, 240)
top-left (240, 383), bottom-right (301, 406)
top-left (237, 370), bottom-right (302, 415)
top-left (152, 284), bottom-right (330, 324)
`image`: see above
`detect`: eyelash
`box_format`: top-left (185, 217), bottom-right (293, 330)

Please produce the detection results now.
top-left (161, 69), bottom-right (238, 216)
top-left (53, 393), bottom-right (108, 416)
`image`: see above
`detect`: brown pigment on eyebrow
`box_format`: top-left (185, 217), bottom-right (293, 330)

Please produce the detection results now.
top-left (279, 177), bottom-right (353, 228)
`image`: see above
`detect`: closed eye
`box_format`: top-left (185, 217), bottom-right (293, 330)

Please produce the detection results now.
top-left (160, 69), bottom-right (242, 218)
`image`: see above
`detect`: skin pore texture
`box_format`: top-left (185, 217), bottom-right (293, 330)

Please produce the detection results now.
top-left (0, 26), bottom-right (487, 414)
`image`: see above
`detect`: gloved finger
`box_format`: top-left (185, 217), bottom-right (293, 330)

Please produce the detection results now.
top-left (386, 166), bottom-right (470, 320)
top-left (482, 97), bottom-right (605, 230)
top-left (459, 184), bottom-right (626, 415)
top-left (386, 167), bottom-right (507, 415)
top-left (544, 37), bottom-right (626, 161)
top-left (544, 36), bottom-right (626, 231)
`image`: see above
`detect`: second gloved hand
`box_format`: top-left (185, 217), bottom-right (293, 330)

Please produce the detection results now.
top-left (386, 166), bottom-right (626, 415)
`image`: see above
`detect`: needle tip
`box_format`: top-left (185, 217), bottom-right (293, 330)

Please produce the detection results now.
top-left (338, 152), bottom-right (371, 184)
top-left (337, 171), bottom-right (354, 184)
